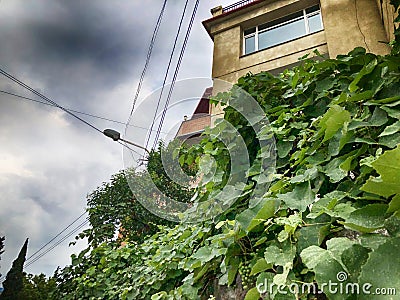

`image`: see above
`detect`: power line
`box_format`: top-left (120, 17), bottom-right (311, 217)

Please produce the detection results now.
top-left (25, 211), bottom-right (87, 263)
top-left (0, 68), bottom-right (148, 156)
top-left (144, 0), bottom-right (191, 151)
top-left (24, 219), bottom-right (90, 269)
top-left (0, 68), bottom-right (104, 135)
top-left (0, 89), bottom-right (168, 134)
top-left (0, 213), bottom-right (89, 283)
top-left (126, 0), bottom-right (168, 126)
top-left (152, 0), bottom-right (200, 149)
top-left (24, 220), bottom-right (89, 268)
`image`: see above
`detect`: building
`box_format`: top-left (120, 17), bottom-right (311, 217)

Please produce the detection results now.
top-left (175, 0), bottom-right (397, 141)
top-left (203, 0), bottom-right (395, 83)
top-left (175, 87), bottom-right (213, 145)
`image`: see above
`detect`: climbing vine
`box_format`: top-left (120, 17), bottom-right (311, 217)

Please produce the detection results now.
top-left (52, 5), bottom-right (400, 297)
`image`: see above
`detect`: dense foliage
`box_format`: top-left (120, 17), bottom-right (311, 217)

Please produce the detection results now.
top-left (53, 142), bottom-right (195, 297)
top-left (52, 5), bottom-right (400, 297)
top-left (0, 239), bottom-right (28, 300)
top-left (19, 273), bottom-right (56, 300)
top-left (52, 46), bottom-right (400, 299)
top-left (76, 141), bottom-right (194, 247)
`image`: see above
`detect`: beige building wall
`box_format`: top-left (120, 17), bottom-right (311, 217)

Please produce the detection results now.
top-left (320, 0), bottom-right (390, 58)
top-left (205, 0), bottom-right (328, 83)
top-left (204, 0), bottom-right (396, 121)
top-left (204, 0), bottom-right (395, 84)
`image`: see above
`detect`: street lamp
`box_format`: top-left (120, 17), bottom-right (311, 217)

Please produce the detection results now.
top-left (103, 129), bottom-right (150, 154)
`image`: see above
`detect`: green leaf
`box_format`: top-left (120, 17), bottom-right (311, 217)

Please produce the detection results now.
top-left (276, 140), bottom-right (293, 158)
top-left (342, 204), bottom-right (388, 233)
top-left (361, 145), bottom-right (400, 197)
top-left (379, 120), bottom-right (400, 137)
top-left (250, 258), bottom-right (272, 276)
top-left (381, 106), bottom-right (400, 119)
top-left (369, 106), bottom-right (389, 126)
top-left (295, 225), bottom-right (326, 253)
top-left (289, 166), bottom-right (318, 183)
top-left (264, 242), bottom-right (296, 267)
top-left (192, 246), bottom-right (225, 264)
top-left (340, 244), bottom-right (370, 280)
top-left (300, 246), bottom-right (346, 300)
top-left (277, 182), bottom-right (315, 212)
top-left (227, 256), bottom-right (240, 286)
top-left (347, 89), bottom-right (374, 102)
top-left (244, 287), bottom-right (260, 300)
top-left (379, 132), bottom-right (400, 148)
top-left (318, 105), bottom-right (351, 142)
top-left (388, 194), bottom-right (400, 214)
top-left (358, 237), bottom-right (400, 299)
top-left (307, 191), bottom-right (347, 218)
top-left (236, 198), bottom-right (279, 232)
top-left (348, 58), bottom-right (377, 92)
top-left (360, 234), bottom-right (390, 250)
top-left (300, 238), bottom-right (370, 300)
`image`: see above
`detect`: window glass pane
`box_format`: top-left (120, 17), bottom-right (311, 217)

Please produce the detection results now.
top-left (245, 35), bottom-right (255, 54)
top-left (259, 11), bottom-right (303, 31)
top-left (258, 18), bottom-right (306, 50)
top-left (308, 13), bottom-right (323, 33)
top-left (306, 5), bottom-right (320, 14)
top-left (244, 27), bottom-right (256, 36)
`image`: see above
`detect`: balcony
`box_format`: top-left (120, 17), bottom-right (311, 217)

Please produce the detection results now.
top-left (223, 0), bottom-right (261, 13)
top-left (176, 113), bottom-right (211, 144)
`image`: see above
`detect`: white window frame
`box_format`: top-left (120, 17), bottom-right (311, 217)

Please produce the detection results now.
top-left (243, 5), bottom-right (323, 55)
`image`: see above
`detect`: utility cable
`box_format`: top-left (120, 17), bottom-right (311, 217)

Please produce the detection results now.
top-left (24, 219), bottom-right (90, 269)
top-left (0, 68), bottom-right (148, 156)
top-left (0, 68), bottom-right (103, 135)
top-left (0, 90), bottom-right (168, 133)
top-left (152, 0), bottom-right (200, 149)
top-left (126, 0), bottom-right (168, 125)
top-left (144, 0), bottom-right (191, 151)
top-left (25, 211), bottom-right (87, 263)
top-left (0, 214), bottom-right (89, 283)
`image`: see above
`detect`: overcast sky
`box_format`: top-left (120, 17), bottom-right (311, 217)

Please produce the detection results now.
top-left (0, 0), bottom-right (235, 281)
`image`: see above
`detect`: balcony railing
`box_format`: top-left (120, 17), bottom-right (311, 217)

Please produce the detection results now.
top-left (223, 0), bottom-right (260, 13)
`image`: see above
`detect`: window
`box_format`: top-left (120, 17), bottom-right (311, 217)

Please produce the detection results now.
top-left (243, 5), bottom-right (323, 55)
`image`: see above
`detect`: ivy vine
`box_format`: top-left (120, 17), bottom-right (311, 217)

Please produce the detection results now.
top-left (52, 4), bottom-right (400, 298)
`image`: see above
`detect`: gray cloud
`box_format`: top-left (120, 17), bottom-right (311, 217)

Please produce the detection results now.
top-left (0, 0), bottom-right (236, 281)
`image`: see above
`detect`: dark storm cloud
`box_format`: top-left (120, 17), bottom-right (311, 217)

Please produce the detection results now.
top-left (0, 0), bottom-right (236, 280)
top-left (0, 0), bottom-right (179, 112)
top-left (19, 5), bottom-right (144, 76)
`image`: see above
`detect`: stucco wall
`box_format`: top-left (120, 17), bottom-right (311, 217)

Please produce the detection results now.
top-left (215, 31), bottom-right (328, 82)
top-left (320, 0), bottom-right (390, 58)
top-left (204, 0), bottom-right (395, 85)
top-left (207, 0), bottom-right (327, 83)
top-left (203, 0), bottom-right (396, 126)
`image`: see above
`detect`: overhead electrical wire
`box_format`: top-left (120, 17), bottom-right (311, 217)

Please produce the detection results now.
top-left (1, 0), bottom-right (188, 277)
top-left (0, 0), bottom-right (173, 277)
top-left (126, 0), bottom-right (168, 125)
top-left (0, 212), bottom-right (89, 283)
top-left (24, 211), bottom-right (87, 264)
top-left (0, 68), bottom-right (103, 135)
top-left (0, 89), bottom-right (168, 134)
top-left (24, 219), bottom-right (90, 269)
top-left (152, 0), bottom-right (201, 150)
top-left (144, 0), bottom-right (191, 151)
top-left (0, 68), bottom-right (144, 157)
